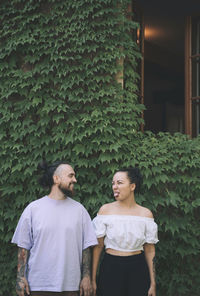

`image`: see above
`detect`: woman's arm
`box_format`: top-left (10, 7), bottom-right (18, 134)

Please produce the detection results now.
top-left (92, 237), bottom-right (104, 296)
top-left (144, 243), bottom-right (156, 296)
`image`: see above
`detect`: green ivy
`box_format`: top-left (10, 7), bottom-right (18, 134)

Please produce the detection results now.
top-left (0, 1), bottom-right (200, 296)
top-left (129, 132), bottom-right (200, 296)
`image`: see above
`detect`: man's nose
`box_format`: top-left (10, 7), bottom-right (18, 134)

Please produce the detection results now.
top-left (73, 176), bottom-right (77, 183)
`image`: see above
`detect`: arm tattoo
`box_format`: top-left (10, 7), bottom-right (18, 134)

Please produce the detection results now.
top-left (16, 247), bottom-right (29, 291)
top-left (81, 247), bottom-right (91, 278)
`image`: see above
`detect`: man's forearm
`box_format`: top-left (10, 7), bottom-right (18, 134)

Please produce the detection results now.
top-left (16, 247), bottom-right (29, 292)
top-left (82, 247), bottom-right (92, 278)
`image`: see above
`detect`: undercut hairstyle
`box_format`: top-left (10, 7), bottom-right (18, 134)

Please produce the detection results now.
top-left (38, 160), bottom-right (69, 188)
top-left (117, 167), bottom-right (142, 194)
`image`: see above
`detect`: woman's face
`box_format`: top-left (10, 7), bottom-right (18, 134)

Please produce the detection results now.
top-left (112, 171), bottom-right (135, 201)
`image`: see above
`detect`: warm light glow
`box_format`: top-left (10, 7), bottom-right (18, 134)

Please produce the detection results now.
top-left (136, 28), bottom-right (140, 44)
top-left (144, 26), bottom-right (163, 40)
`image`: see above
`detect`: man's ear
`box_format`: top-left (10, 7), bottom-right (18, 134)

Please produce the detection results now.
top-left (53, 174), bottom-right (60, 185)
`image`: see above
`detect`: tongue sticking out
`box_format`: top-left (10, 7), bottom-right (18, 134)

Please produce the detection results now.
top-left (114, 192), bottom-right (119, 197)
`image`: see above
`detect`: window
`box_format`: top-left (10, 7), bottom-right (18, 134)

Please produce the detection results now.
top-left (133, 1), bottom-right (200, 136)
top-left (185, 16), bottom-right (200, 136)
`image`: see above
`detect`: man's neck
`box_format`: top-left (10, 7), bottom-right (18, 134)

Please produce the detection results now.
top-left (48, 186), bottom-right (66, 200)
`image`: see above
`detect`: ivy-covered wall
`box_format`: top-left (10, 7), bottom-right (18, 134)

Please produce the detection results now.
top-left (132, 132), bottom-right (200, 296)
top-left (0, 1), bottom-right (200, 296)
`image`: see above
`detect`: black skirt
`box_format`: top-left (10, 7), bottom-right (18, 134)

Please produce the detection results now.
top-left (97, 252), bottom-right (150, 296)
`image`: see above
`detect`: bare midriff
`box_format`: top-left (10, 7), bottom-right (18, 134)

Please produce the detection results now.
top-left (106, 248), bottom-right (142, 256)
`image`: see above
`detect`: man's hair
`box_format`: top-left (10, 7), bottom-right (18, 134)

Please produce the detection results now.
top-left (38, 160), bottom-right (69, 188)
top-left (117, 167), bottom-right (142, 194)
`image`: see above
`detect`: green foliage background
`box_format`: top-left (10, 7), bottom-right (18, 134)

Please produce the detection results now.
top-left (0, 1), bottom-right (199, 295)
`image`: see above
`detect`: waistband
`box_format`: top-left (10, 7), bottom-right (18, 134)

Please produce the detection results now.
top-left (104, 251), bottom-right (145, 262)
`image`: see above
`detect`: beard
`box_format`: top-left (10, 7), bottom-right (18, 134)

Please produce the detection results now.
top-left (58, 184), bottom-right (74, 197)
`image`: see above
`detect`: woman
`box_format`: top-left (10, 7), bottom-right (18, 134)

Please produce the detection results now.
top-left (92, 167), bottom-right (159, 296)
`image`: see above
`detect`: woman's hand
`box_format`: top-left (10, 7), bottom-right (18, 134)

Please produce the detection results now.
top-left (92, 279), bottom-right (97, 296)
top-left (148, 284), bottom-right (156, 296)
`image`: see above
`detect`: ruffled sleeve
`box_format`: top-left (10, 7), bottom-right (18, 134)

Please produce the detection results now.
top-left (145, 219), bottom-right (159, 244)
top-left (92, 215), bottom-right (107, 238)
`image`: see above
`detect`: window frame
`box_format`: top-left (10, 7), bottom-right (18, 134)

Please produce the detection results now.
top-left (185, 15), bottom-right (200, 136)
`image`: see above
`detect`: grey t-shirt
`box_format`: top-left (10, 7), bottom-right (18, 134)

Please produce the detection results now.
top-left (12, 196), bottom-right (97, 292)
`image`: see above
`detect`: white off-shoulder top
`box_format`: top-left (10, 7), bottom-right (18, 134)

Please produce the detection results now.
top-left (93, 214), bottom-right (159, 252)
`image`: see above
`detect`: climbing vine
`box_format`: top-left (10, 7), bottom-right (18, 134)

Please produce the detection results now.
top-left (0, 1), bottom-right (199, 295)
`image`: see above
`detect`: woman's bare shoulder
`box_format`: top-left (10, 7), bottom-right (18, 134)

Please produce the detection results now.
top-left (98, 202), bottom-right (117, 215)
top-left (136, 204), bottom-right (154, 218)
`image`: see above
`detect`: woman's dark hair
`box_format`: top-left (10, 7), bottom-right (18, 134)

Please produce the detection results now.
top-left (38, 160), bottom-right (69, 188)
top-left (117, 167), bottom-right (142, 194)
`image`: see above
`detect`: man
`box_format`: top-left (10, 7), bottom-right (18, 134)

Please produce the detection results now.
top-left (12, 161), bottom-right (98, 296)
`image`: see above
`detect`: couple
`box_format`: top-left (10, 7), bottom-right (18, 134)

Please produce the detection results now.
top-left (12, 161), bottom-right (158, 296)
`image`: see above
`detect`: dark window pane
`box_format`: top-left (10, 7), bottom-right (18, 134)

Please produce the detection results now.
top-left (192, 17), bottom-right (200, 55)
top-left (192, 57), bottom-right (200, 97)
top-left (192, 100), bottom-right (200, 136)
